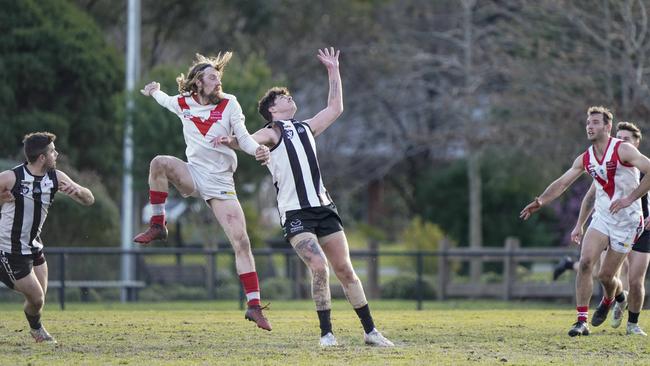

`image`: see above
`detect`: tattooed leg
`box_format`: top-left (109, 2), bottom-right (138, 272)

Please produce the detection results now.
top-left (290, 233), bottom-right (331, 310)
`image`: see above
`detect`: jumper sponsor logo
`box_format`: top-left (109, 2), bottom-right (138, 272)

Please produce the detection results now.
top-left (182, 111), bottom-right (192, 119)
top-left (210, 110), bottom-right (223, 120)
top-left (297, 126), bottom-right (305, 133)
top-left (289, 219), bottom-right (303, 233)
top-left (616, 241), bottom-right (631, 249)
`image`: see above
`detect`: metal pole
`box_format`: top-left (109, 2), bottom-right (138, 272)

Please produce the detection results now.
top-left (121, 0), bottom-right (140, 302)
top-left (416, 252), bottom-right (423, 311)
top-left (58, 253), bottom-right (65, 311)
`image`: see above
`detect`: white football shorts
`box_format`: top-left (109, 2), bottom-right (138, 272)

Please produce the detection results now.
top-left (588, 214), bottom-right (643, 254)
top-left (185, 163), bottom-right (238, 201)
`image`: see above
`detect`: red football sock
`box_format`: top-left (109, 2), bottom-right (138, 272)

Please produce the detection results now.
top-left (577, 306), bottom-right (588, 323)
top-left (149, 190), bottom-right (168, 226)
top-left (239, 272), bottom-right (261, 307)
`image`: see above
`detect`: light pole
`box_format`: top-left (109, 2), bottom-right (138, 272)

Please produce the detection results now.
top-left (121, 0), bottom-right (140, 302)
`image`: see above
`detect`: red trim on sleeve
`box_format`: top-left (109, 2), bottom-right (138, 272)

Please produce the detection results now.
top-left (178, 96), bottom-right (190, 110)
top-left (582, 150), bottom-right (590, 171)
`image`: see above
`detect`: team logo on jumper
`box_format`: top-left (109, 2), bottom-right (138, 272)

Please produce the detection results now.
top-left (289, 219), bottom-right (303, 233)
top-left (20, 182), bottom-right (30, 195)
top-left (284, 128), bottom-right (294, 139)
top-left (587, 162), bottom-right (615, 179)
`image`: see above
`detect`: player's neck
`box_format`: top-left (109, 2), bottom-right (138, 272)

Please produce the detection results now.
top-left (592, 135), bottom-right (611, 154)
top-left (26, 162), bottom-right (46, 177)
top-left (272, 112), bottom-right (295, 121)
top-left (194, 94), bottom-right (210, 106)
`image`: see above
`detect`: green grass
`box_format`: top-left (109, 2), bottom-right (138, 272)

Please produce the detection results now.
top-left (1, 300), bottom-right (650, 365)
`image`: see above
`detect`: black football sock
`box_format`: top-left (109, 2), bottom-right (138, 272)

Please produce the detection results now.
top-left (354, 304), bottom-right (375, 334)
top-left (317, 309), bottom-right (333, 337)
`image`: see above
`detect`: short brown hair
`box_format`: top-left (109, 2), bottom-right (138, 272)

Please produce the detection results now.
top-left (617, 121), bottom-right (642, 141)
top-left (258, 87), bottom-right (290, 122)
top-left (587, 106), bottom-right (613, 124)
top-left (176, 52), bottom-right (233, 95)
top-left (23, 132), bottom-right (56, 163)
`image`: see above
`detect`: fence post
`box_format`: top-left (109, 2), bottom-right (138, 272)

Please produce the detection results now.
top-left (58, 253), bottom-right (66, 311)
top-left (437, 238), bottom-right (449, 301)
top-left (207, 251), bottom-right (216, 300)
top-left (503, 237), bottom-right (520, 301)
top-left (416, 252), bottom-right (423, 310)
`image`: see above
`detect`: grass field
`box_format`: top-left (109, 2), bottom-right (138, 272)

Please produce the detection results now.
top-left (1, 300), bottom-right (650, 365)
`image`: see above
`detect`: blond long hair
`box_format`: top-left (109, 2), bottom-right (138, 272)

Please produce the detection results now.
top-left (176, 52), bottom-right (233, 95)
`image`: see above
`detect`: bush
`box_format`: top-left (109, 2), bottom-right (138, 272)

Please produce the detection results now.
top-left (260, 277), bottom-right (292, 300)
top-left (401, 217), bottom-right (445, 274)
top-left (42, 167), bottom-right (120, 247)
top-left (381, 274), bottom-right (435, 300)
top-left (139, 284), bottom-right (209, 301)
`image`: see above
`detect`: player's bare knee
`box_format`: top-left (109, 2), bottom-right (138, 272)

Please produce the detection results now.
top-left (630, 278), bottom-right (644, 294)
top-left (578, 259), bottom-right (594, 274)
top-left (150, 155), bottom-right (170, 174)
top-left (26, 293), bottom-right (44, 310)
top-left (309, 256), bottom-right (329, 276)
top-left (231, 236), bottom-right (251, 255)
top-left (334, 265), bottom-right (357, 283)
top-left (597, 270), bottom-right (614, 283)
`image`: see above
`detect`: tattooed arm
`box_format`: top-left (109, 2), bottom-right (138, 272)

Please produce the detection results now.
top-left (303, 47), bottom-right (343, 137)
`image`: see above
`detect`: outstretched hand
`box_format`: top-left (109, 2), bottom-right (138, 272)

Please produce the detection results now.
top-left (520, 197), bottom-right (542, 220)
top-left (140, 82), bottom-right (161, 96)
top-left (317, 47), bottom-right (340, 70)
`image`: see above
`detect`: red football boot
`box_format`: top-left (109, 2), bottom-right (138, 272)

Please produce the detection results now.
top-left (133, 223), bottom-right (168, 244)
top-left (245, 304), bottom-right (272, 331)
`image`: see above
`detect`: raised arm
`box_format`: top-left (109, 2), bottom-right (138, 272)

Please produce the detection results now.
top-left (610, 143), bottom-right (650, 213)
top-left (570, 182), bottom-right (596, 244)
top-left (520, 154), bottom-right (585, 220)
top-left (56, 170), bottom-right (94, 206)
top-left (141, 81), bottom-right (181, 114)
top-left (303, 47), bottom-right (343, 137)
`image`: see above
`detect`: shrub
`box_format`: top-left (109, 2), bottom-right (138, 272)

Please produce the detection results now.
top-left (260, 277), bottom-right (293, 300)
top-left (381, 274), bottom-right (435, 300)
